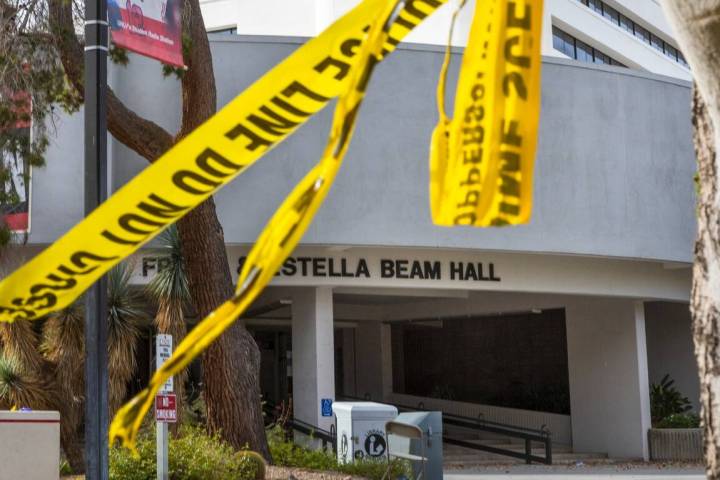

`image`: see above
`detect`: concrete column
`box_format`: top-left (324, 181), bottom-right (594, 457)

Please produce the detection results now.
top-left (566, 299), bottom-right (651, 460)
top-left (292, 287), bottom-right (335, 432)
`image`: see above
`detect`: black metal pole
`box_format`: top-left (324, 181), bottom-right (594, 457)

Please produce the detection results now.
top-left (84, 0), bottom-right (109, 477)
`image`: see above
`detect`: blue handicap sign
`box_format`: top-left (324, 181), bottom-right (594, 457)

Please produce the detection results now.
top-left (321, 398), bottom-right (333, 417)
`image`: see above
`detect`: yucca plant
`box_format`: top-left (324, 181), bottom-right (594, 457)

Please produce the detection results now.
top-left (41, 302), bottom-right (86, 471)
top-left (0, 355), bottom-right (53, 410)
top-left (146, 225), bottom-right (190, 432)
top-left (0, 320), bottom-right (44, 374)
top-left (107, 262), bottom-right (145, 417)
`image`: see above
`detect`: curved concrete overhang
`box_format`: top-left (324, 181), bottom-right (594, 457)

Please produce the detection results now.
top-left (30, 36), bottom-right (696, 264)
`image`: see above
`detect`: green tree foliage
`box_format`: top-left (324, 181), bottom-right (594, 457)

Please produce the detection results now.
top-left (0, 0), bottom-right (82, 242)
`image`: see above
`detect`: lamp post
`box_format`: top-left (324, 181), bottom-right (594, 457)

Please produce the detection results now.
top-left (83, 0), bottom-right (109, 477)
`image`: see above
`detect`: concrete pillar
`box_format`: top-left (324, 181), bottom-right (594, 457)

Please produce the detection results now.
top-left (566, 299), bottom-right (651, 460)
top-left (292, 287), bottom-right (335, 432)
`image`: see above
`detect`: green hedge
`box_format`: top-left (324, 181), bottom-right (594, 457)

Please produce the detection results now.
top-left (110, 425), bottom-right (260, 480)
top-left (268, 427), bottom-right (410, 480)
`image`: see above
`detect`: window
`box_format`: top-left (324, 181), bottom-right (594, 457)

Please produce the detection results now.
top-left (619, 14), bottom-right (633, 34)
top-left (602, 4), bottom-right (620, 26)
top-left (588, 0), bottom-right (603, 15)
top-left (633, 23), bottom-right (650, 43)
top-left (552, 26), bottom-right (625, 68)
top-left (574, 0), bottom-right (687, 69)
top-left (678, 52), bottom-right (689, 68)
top-left (650, 34), bottom-right (664, 52)
top-left (552, 26), bottom-right (576, 59)
top-left (576, 39), bottom-right (593, 63)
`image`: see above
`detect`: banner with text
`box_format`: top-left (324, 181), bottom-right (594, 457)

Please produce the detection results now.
top-left (108, 0), bottom-right (184, 67)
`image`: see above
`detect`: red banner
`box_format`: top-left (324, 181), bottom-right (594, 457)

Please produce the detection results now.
top-left (1, 92), bottom-right (31, 233)
top-left (108, 0), bottom-right (183, 67)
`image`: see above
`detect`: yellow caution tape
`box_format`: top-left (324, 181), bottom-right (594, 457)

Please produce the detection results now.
top-left (0, 0), bottom-right (447, 323)
top-left (109, 0), bottom-right (414, 451)
top-left (430, 0), bottom-right (543, 226)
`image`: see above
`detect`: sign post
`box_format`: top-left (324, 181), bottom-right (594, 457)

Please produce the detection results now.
top-left (83, 0), bottom-right (109, 477)
top-left (155, 334), bottom-right (174, 480)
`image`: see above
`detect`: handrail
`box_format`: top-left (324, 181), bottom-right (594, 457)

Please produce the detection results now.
top-left (264, 403), bottom-right (338, 453)
top-left (337, 394), bottom-right (552, 465)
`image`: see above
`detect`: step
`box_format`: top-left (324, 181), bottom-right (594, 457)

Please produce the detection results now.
top-left (443, 451), bottom-right (608, 466)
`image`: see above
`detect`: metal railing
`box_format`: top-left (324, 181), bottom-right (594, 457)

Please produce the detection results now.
top-left (338, 394), bottom-right (552, 465)
top-left (264, 401), bottom-right (337, 452)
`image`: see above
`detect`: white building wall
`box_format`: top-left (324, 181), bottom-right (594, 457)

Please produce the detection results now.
top-left (201, 0), bottom-right (690, 80)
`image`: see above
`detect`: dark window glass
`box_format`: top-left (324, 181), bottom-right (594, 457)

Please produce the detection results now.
top-left (552, 26), bottom-right (576, 59)
top-left (602, 4), bottom-right (620, 25)
top-left (610, 58), bottom-right (625, 67)
top-left (664, 44), bottom-right (678, 61)
top-left (619, 14), bottom-right (633, 33)
top-left (678, 52), bottom-right (689, 67)
top-left (633, 23), bottom-right (650, 43)
top-left (593, 50), bottom-right (610, 65)
top-left (574, 0), bottom-right (688, 69)
top-left (552, 26), bottom-right (626, 69)
top-left (576, 39), bottom-right (593, 63)
top-left (650, 34), bottom-right (664, 52)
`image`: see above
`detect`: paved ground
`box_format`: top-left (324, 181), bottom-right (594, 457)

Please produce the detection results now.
top-left (444, 462), bottom-right (705, 479)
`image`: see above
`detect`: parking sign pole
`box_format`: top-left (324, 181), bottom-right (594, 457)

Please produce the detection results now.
top-left (156, 334), bottom-right (174, 480)
top-left (83, 0), bottom-right (109, 478)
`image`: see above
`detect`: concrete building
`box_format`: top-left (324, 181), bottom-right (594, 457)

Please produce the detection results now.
top-left (4, 0), bottom-right (698, 463)
top-left (201, 0), bottom-right (692, 80)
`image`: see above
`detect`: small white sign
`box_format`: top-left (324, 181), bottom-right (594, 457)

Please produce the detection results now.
top-left (156, 334), bottom-right (173, 393)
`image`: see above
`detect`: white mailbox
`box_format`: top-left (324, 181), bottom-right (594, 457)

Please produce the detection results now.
top-left (332, 402), bottom-right (398, 464)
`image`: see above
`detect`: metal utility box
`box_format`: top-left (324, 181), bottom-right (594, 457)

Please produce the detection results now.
top-left (332, 402), bottom-right (398, 464)
top-left (389, 411), bottom-right (443, 480)
top-left (0, 410), bottom-right (60, 480)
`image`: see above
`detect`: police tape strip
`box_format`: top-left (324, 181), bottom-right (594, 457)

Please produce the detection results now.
top-left (429, 0), bottom-right (543, 226)
top-left (109, 0), bottom-right (412, 450)
top-left (0, 0), bottom-right (448, 323)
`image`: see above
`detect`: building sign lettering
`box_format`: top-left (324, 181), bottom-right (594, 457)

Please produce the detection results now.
top-left (141, 255), bottom-right (501, 282)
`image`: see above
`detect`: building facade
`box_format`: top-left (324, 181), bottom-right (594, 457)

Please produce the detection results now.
top-left (6, 0), bottom-right (698, 462)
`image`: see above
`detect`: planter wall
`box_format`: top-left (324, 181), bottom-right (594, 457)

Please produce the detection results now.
top-left (648, 428), bottom-right (703, 461)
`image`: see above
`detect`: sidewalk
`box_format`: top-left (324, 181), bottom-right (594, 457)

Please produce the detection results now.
top-left (444, 462), bottom-right (705, 479)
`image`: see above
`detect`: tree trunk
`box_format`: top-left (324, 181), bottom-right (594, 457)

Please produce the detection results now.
top-left (178, 202), bottom-right (270, 459)
top-left (175, 0), bottom-right (270, 460)
top-left (659, 3), bottom-right (720, 477)
top-left (691, 85), bottom-right (720, 478)
top-left (48, 0), bottom-right (270, 459)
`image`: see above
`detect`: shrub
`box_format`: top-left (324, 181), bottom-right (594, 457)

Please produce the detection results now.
top-left (268, 426), bottom-right (409, 480)
top-left (650, 374), bottom-right (692, 424)
top-left (110, 425), bottom-right (260, 480)
top-left (656, 413), bottom-right (701, 429)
